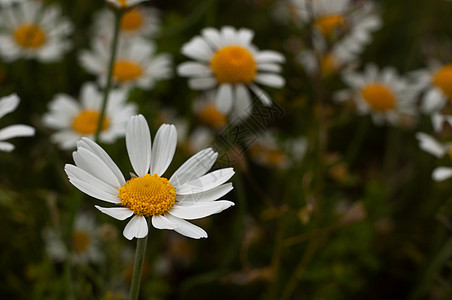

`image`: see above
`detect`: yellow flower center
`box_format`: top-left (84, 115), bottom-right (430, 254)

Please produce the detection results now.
top-left (117, 0), bottom-right (127, 6)
top-left (14, 24), bottom-right (46, 49)
top-left (320, 54), bottom-right (339, 77)
top-left (72, 230), bottom-right (90, 254)
top-left (198, 104), bottom-right (227, 128)
top-left (120, 8), bottom-right (143, 31)
top-left (314, 15), bottom-right (347, 37)
top-left (210, 46), bottom-right (257, 84)
top-left (432, 64), bottom-right (452, 99)
top-left (118, 174), bottom-right (176, 217)
top-left (360, 84), bottom-right (396, 112)
top-left (113, 60), bottom-right (143, 82)
top-left (72, 110), bottom-right (110, 135)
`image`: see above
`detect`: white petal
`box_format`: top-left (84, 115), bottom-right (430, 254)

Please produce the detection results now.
top-left (151, 215), bottom-right (178, 230)
top-left (432, 167), bottom-right (452, 182)
top-left (258, 63), bottom-right (282, 72)
top-left (176, 183), bottom-right (234, 205)
top-left (249, 84), bottom-right (272, 106)
top-left (237, 28), bottom-right (254, 46)
top-left (177, 168), bottom-right (235, 195)
top-left (150, 124), bottom-right (177, 176)
top-left (216, 84), bottom-right (234, 114)
top-left (181, 37), bottom-right (214, 61)
top-left (0, 93), bottom-right (19, 119)
top-left (126, 115), bottom-right (151, 177)
top-left (0, 125), bottom-right (34, 140)
top-left (201, 27), bottom-right (222, 49)
top-left (254, 74), bottom-right (285, 88)
top-left (233, 84), bottom-right (252, 118)
top-left (169, 148), bottom-right (218, 188)
top-left (77, 138), bottom-right (125, 186)
top-left (169, 200), bottom-right (234, 220)
top-left (188, 77), bottom-right (217, 90)
top-left (0, 142), bottom-right (14, 152)
top-left (64, 164), bottom-right (120, 203)
top-left (95, 205), bottom-right (133, 220)
top-left (165, 214), bottom-right (208, 239)
top-left (123, 215), bottom-right (148, 240)
top-left (255, 51), bottom-right (285, 63)
top-left (415, 132), bottom-right (446, 158)
top-left (422, 89), bottom-right (446, 113)
top-left (177, 62), bottom-right (212, 77)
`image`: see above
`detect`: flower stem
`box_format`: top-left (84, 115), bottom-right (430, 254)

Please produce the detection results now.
top-left (94, 9), bottom-right (123, 143)
top-left (129, 222), bottom-right (149, 300)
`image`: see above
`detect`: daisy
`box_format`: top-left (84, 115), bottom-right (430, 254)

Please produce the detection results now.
top-left (335, 64), bottom-right (418, 126)
top-left (177, 26), bottom-right (285, 118)
top-left (0, 0), bottom-right (73, 62)
top-left (415, 132), bottom-right (452, 181)
top-left (248, 131), bottom-right (307, 169)
top-left (0, 94), bottom-right (35, 152)
top-left (193, 91), bottom-right (228, 130)
top-left (287, 0), bottom-right (381, 40)
top-left (80, 37), bottom-right (172, 90)
top-left (431, 112), bottom-right (452, 132)
top-left (105, 0), bottom-right (149, 9)
top-left (94, 6), bottom-right (161, 39)
top-left (411, 62), bottom-right (452, 114)
top-left (64, 115), bottom-right (235, 240)
top-left (43, 82), bottom-right (137, 149)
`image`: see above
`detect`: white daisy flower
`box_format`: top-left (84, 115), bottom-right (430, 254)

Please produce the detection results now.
top-left (0, 0), bottom-right (73, 62)
top-left (64, 115), bottom-right (235, 240)
top-left (415, 132), bottom-right (452, 181)
top-left (335, 64), bottom-right (418, 126)
top-left (80, 37), bottom-right (172, 90)
top-left (193, 91), bottom-right (228, 130)
top-left (43, 82), bottom-right (137, 150)
top-left (287, 0), bottom-right (381, 40)
top-left (177, 26), bottom-right (285, 119)
top-left (94, 6), bottom-right (161, 39)
top-left (411, 62), bottom-right (452, 114)
top-left (0, 94), bottom-right (35, 152)
top-left (249, 131), bottom-right (307, 169)
top-left (105, 0), bottom-right (148, 9)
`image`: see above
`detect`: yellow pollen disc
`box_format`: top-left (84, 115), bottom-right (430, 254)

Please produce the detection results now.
top-left (210, 45), bottom-right (257, 84)
top-left (432, 64), bottom-right (452, 99)
top-left (118, 174), bottom-right (176, 217)
top-left (321, 54), bottom-right (339, 77)
top-left (265, 149), bottom-right (286, 167)
top-left (120, 8), bottom-right (143, 31)
top-left (360, 83), bottom-right (396, 112)
top-left (72, 231), bottom-right (90, 254)
top-left (113, 60), bottom-right (143, 82)
top-left (14, 24), bottom-right (46, 49)
top-left (314, 15), bottom-right (347, 37)
top-left (198, 104), bottom-right (227, 128)
top-left (117, 0), bottom-right (127, 6)
top-left (72, 110), bottom-right (110, 135)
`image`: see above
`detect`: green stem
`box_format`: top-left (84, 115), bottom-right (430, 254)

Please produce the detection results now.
top-left (129, 223), bottom-right (150, 300)
top-left (94, 9), bottom-right (123, 142)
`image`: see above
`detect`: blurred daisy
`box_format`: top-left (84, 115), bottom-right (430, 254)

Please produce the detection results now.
top-left (43, 82), bottom-right (137, 149)
top-left (177, 26), bottom-right (285, 118)
top-left (431, 112), bottom-right (452, 132)
top-left (105, 0), bottom-right (148, 9)
top-left (64, 115), bottom-right (235, 240)
top-left (0, 94), bottom-right (35, 152)
top-left (194, 91), bottom-right (228, 130)
top-left (249, 131), bottom-right (307, 169)
top-left (0, 0), bottom-right (25, 6)
top-left (287, 0), bottom-right (381, 40)
top-left (415, 132), bottom-right (452, 181)
top-left (80, 37), bottom-right (171, 90)
top-left (43, 213), bottom-right (103, 264)
top-left (94, 7), bottom-right (160, 39)
top-left (411, 62), bottom-right (452, 113)
top-left (0, 0), bottom-right (73, 62)
top-left (335, 64), bottom-right (417, 125)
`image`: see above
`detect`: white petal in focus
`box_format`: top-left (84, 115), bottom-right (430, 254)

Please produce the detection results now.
top-left (177, 168), bottom-right (235, 195)
top-left (123, 215), bottom-right (148, 240)
top-left (176, 183), bottom-right (234, 205)
top-left (95, 205), bottom-right (134, 220)
top-left (150, 124), bottom-right (177, 176)
top-left (126, 115), bottom-right (151, 177)
top-left (165, 214), bottom-right (208, 239)
top-left (169, 200), bottom-right (234, 220)
top-left (151, 215), bottom-right (178, 230)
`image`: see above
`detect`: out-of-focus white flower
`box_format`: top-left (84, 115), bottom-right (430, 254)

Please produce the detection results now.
top-left (43, 82), bottom-right (137, 149)
top-left (80, 37), bottom-right (172, 90)
top-left (105, 0), bottom-right (148, 9)
top-left (335, 64), bottom-right (418, 126)
top-left (64, 115), bottom-right (235, 240)
top-left (0, 0), bottom-right (73, 62)
top-left (94, 6), bottom-right (161, 39)
top-left (415, 132), bottom-right (452, 181)
top-left (0, 94), bottom-right (35, 152)
top-left (178, 26), bottom-right (285, 119)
